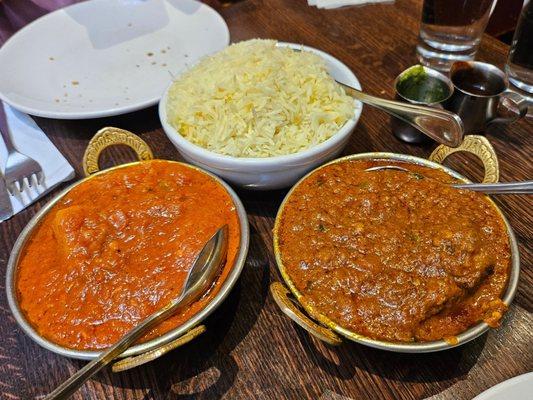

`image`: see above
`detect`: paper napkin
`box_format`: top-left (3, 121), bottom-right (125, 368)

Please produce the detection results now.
top-left (0, 102), bottom-right (75, 216)
top-left (309, 0), bottom-right (394, 9)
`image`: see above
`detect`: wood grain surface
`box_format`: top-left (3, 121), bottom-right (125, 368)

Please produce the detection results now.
top-left (0, 1), bottom-right (531, 399)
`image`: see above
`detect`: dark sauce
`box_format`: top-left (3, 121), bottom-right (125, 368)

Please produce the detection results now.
top-left (451, 66), bottom-right (506, 96)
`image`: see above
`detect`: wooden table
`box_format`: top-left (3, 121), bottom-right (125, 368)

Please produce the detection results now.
top-left (1, 1), bottom-right (531, 399)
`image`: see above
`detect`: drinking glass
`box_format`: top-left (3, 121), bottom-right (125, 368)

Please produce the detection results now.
top-left (505, 0), bottom-right (533, 102)
top-left (416, 0), bottom-right (497, 71)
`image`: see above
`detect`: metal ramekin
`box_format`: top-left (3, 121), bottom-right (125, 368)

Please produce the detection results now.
top-left (271, 136), bottom-right (520, 353)
top-left (5, 128), bottom-right (250, 362)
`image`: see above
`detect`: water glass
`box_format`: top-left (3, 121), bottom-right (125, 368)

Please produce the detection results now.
top-left (416, 0), bottom-right (497, 71)
top-left (505, 0), bottom-right (533, 103)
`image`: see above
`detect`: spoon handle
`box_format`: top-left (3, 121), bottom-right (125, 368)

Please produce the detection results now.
top-left (337, 81), bottom-right (464, 148)
top-left (452, 181), bottom-right (533, 194)
top-left (45, 295), bottom-right (184, 400)
top-left (45, 226), bottom-right (228, 400)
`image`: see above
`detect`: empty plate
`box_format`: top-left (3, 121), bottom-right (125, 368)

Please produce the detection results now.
top-left (473, 372), bottom-right (533, 400)
top-left (0, 0), bottom-right (229, 119)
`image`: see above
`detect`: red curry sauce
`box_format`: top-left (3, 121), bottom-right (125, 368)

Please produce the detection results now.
top-left (17, 160), bottom-right (240, 350)
top-left (277, 160), bottom-right (510, 343)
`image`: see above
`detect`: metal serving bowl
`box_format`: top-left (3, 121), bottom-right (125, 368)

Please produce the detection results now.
top-left (271, 135), bottom-right (520, 353)
top-left (5, 128), bottom-right (250, 368)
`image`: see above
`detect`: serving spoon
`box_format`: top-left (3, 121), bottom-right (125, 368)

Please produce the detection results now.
top-left (365, 165), bottom-right (533, 194)
top-left (45, 225), bottom-right (229, 400)
top-left (337, 81), bottom-right (464, 148)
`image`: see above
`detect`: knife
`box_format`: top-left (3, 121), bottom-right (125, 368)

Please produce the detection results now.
top-left (0, 171), bottom-right (13, 222)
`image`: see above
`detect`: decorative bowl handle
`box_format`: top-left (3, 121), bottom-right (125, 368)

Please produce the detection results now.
top-left (270, 282), bottom-right (342, 346)
top-left (429, 134), bottom-right (499, 183)
top-left (111, 325), bottom-right (206, 372)
top-left (82, 127), bottom-right (154, 176)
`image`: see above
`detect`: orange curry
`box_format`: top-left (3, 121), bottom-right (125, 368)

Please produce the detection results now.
top-left (277, 160), bottom-right (511, 343)
top-left (17, 160), bottom-right (240, 350)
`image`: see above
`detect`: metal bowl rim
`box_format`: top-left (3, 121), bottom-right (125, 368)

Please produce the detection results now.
top-left (449, 61), bottom-right (508, 98)
top-left (273, 152), bottom-right (520, 353)
top-left (6, 159), bottom-right (250, 360)
top-left (394, 65), bottom-right (455, 106)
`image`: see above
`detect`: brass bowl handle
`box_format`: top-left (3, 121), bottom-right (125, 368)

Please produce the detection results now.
top-left (82, 127), bottom-right (154, 176)
top-left (429, 135), bottom-right (499, 183)
top-left (270, 282), bottom-right (342, 346)
top-left (111, 325), bottom-right (206, 372)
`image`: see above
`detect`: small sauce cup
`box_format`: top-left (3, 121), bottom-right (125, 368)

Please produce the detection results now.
top-left (391, 65), bottom-right (454, 144)
top-left (444, 61), bottom-right (529, 133)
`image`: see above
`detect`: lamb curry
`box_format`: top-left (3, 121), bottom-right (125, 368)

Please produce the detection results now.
top-left (277, 159), bottom-right (510, 343)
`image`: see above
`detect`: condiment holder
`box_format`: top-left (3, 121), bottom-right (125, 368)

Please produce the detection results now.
top-left (392, 62), bottom-right (529, 145)
top-left (391, 65), bottom-right (455, 144)
top-left (444, 61), bottom-right (529, 133)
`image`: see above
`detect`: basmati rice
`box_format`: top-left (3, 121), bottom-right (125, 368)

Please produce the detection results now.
top-left (166, 39), bottom-right (355, 158)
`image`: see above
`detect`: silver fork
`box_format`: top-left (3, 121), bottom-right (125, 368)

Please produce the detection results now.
top-left (0, 101), bottom-right (44, 193)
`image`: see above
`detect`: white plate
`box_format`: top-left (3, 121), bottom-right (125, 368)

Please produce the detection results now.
top-left (473, 373), bottom-right (533, 400)
top-left (0, 0), bottom-right (229, 119)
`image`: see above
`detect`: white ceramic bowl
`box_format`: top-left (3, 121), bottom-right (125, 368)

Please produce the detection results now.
top-left (159, 42), bottom-right (363, 190)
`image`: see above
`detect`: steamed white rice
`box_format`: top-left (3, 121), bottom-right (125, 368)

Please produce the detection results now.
top-left (166, 39), bottom-right (355, 158)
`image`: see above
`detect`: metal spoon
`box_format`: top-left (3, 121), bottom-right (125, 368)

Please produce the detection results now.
top-left (365, 165), bottom-right (533, 194)
top-left (45, 225), bottom-right (229, 400)
top-left (338, 81), bottom-right (464, 148)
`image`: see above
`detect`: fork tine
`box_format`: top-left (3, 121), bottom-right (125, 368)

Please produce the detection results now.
top-left (26, 176), bottom-right (34, 189)
top-left (17, 178), bottom-right (25, 192)
top-left (32, 173), bottom-right (40, 187)
top-left (8, 180), bottom-right (20, 195)
top-left (37, 171), bottom-right (44, 185)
